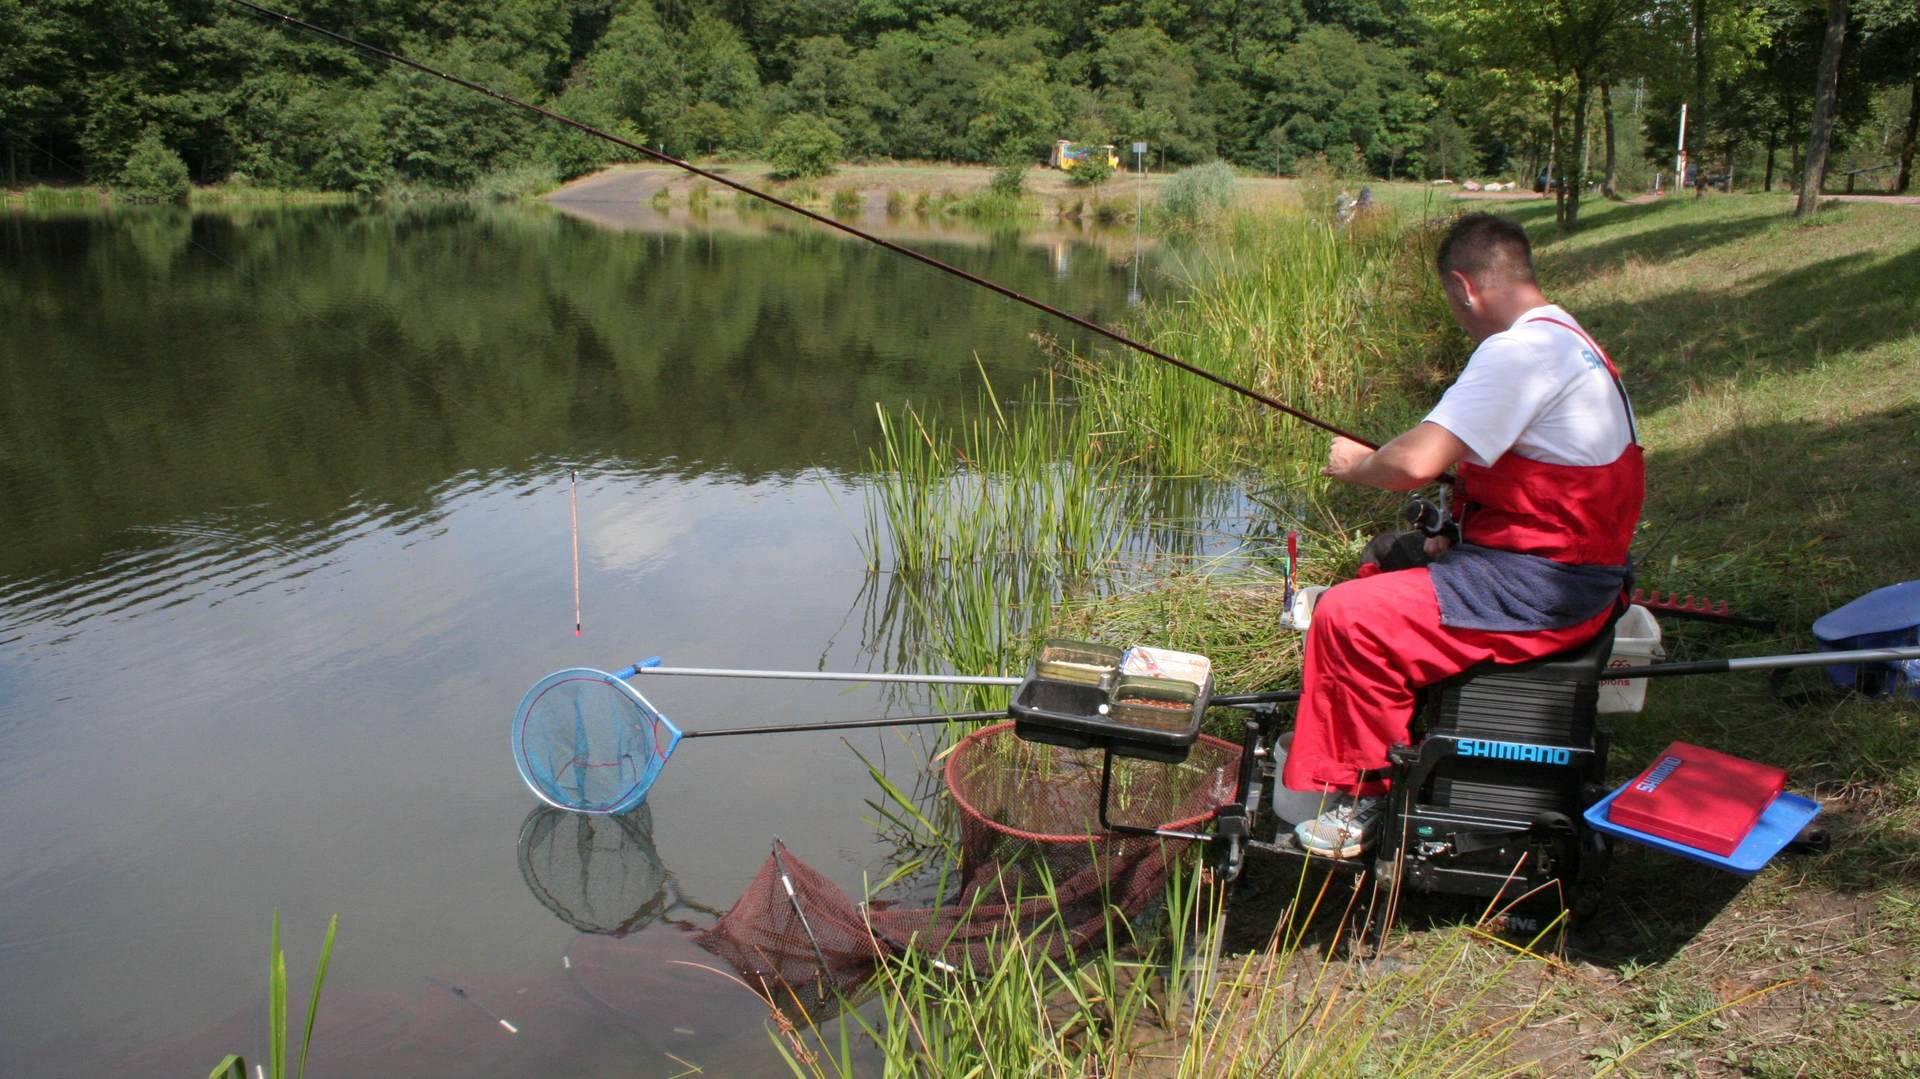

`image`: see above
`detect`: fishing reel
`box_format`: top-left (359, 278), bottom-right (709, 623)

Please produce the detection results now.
top-left (1402, 491), bottom-right (1460, 543)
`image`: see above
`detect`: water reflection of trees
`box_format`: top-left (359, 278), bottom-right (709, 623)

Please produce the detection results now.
top-left (0, 204), bottom-right (1138, 575)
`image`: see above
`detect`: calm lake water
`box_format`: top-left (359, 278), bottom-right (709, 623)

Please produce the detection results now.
top-left (0, 201), bottom-right (1167, 1076)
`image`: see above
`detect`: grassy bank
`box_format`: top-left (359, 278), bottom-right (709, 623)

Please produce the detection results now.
top-left (551, 160), bottom-right (1464, 226)
top-left (4, 163), bottom-right (561, 211)
top-left (848, 193), bottom-right (1920, 1074)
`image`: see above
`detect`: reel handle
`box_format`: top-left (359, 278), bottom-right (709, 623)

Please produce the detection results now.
top-left (1403, 495), bottom-right (1459, 543)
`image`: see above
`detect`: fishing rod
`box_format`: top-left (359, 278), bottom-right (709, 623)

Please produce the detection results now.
top-left (223, 0), bottom-right (1378, 450)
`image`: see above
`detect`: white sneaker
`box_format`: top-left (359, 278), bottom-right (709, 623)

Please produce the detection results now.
top-left (1293, 796), bottom-right (1384, 859)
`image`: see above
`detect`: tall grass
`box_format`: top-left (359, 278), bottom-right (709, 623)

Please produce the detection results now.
top-left (17, 184), bottom-right (104, 210)
top-left (1068, 210), bottom-right (1454, 480)
top-left (861, 367), bottom-right (1147, 576)
top-left (776, 854), bottom-right (1569, 1077)
top-left (469, 162), bottom-right (560, 201)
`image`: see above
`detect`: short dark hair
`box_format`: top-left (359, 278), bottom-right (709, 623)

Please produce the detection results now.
top-left (1434, 212), bottom-right (1535, 287)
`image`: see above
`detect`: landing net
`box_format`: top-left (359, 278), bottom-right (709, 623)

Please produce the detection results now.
top-left (511, 668), bottom-right (681, 815)
top-left (697, 721), bottom-right (1239, 1005)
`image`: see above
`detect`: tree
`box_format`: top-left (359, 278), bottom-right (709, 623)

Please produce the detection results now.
top-left (681, 15), bottom-right (761, 110)
top-left (117, 127), bottom-right (190, 201)
top-left (1421, 0), bottom-right (1642, 229)
top-left (1091, 26), bottom-right (1217, 164)
top-left (1797, 0), bottom-right (1850, 215)
top-left (0, 0), bottom-right (75, 183)
top-left (1854, 0), bottom-right (1920, 191)
top-left (968, 66), bottom-right (1062, 162)
top-left (1259, 26), bottom-right (1426, 176)
top-left (765, 112), bottom-right (843, 177)
top-left (777, 35), bottom-right (884, 156)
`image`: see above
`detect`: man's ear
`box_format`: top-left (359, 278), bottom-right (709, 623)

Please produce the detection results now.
top-left (1446, 269), bottom-right (1478, 309)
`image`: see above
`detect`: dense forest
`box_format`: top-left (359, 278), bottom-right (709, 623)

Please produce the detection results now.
top-left (2, 0), bottom-right (1916, 207)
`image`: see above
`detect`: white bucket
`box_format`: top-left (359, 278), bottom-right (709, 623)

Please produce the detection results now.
top-left (1269, 731), bottom-right (1343, 824)
top-left (1598, 605), bottom-right (1665, 713)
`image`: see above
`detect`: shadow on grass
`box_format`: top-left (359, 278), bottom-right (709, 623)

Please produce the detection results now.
top-left (1638, 401), bottom-right (1920, 629)
top-left (1527, 200), bottom-right (1782, 275)
top-left (1592, 245), bottom-right (1920, 412)
top-left (1480, 199), bottom-right (1920, 414)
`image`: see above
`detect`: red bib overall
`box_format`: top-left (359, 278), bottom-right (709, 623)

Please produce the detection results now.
top-left (1282, 316), bottom-right (1643, 797)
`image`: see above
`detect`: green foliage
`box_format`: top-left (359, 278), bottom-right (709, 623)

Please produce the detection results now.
top-left (968, 66), bottom-right (1060, 161)
top-left (1092, 25), bottom-right (1217, 165)
top-left (212, 910), bottom-right (339, 1079)
top-left (1157, 160), bottom-right (1239, 224)
top-left (678, 101), bottom-right (741, 156)
top-left (1065, 155), bottom-right (1113, 187)
top-left (471, 162), bottom-right (558, 200)
top-left (1259, 25), bottom-right (1428, 178)
top-left (988, 150), bottom-right (1029, 198)
top-left (4, 0), bottom-right (1911, 197)
top-left (766, 113), bottom-right (843, 179)
top-left (116, 129), bottom-right (189, 203)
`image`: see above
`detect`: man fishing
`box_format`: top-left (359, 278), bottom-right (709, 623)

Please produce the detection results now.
top-left (1283, 212), bottom-right (1644, 858)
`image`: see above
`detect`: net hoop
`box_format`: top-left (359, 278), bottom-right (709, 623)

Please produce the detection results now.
top-left (511, 667), bottom-right (681, 815)
top-left (942, 721), bottom-right (1237, 844)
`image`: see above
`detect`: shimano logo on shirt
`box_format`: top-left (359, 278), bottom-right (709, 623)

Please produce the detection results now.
top-left (1453, 738), bottom-right (1573, 766)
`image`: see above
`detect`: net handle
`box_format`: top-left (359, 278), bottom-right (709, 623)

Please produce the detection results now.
top-left (613, 655), bottom-right (1022, 687)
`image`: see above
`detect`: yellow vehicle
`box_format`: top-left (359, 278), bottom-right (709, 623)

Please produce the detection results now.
top-left (1049, 140), bottom-right (1120, 171)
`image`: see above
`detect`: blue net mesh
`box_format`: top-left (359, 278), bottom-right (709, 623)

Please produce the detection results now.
top-left (512, 668), bottom-right (681, 814)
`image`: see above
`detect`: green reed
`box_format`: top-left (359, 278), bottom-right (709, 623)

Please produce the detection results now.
top-left (209, 910), bottom-right (339, 1079)
top-left (861, 368), bottom-right (1148, 576)
top-left (1066, 209), bottom-right (1455, 481)
top-left (19, 184), bottom-right (103, 211)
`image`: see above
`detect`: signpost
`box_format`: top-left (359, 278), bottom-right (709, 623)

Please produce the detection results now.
top-left (1130, 141), bottom-right (1147, 306)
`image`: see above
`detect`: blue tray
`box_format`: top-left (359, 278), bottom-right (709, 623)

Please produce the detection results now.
top-left (1584, 787), bottom-right (1820, 876)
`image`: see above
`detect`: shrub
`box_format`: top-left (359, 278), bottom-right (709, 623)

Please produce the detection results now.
top-left (117, 130), bottom-right (190, 203)
top-left (678, 101), bottom-right (738, 156)
top-left (989, 150), bottom-right (1028, 199)
top-left (471, 162), bottom-right (559, 201)
top-left (1159, 161), bottom-right (1238, 225)
top-left (766, 114), bottom-right (843, 179)
top-left (1065, 156), bottom-right (1113, 188)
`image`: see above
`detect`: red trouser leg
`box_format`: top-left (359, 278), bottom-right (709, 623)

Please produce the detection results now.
top-left (1280, 567), bottom-right (1616, 798)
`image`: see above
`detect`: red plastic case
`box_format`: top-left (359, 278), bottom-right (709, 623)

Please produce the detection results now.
top-left (1604, 741), bottom-right (1785, 856)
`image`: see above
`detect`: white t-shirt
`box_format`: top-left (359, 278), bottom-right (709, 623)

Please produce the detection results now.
top-left (1424, 305), bottom-right (1637, 468)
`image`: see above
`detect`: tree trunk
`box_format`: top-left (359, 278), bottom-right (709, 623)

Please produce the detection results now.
top-left (1797, 0), bottom-right (1850, 217)
top-left (1693, 0), bottom-right (1710, 197)
top-left (1602, 82), bottom-right (1618, 198)
top-left (1899, 78), bottom-right (1918, 193)
top-left (1566, 75), bottom-right (1591, 228)
top-left (1764, 126), bottom-right (1777, 191)
top-left (1551, 93), bottom-right (1566, 227)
